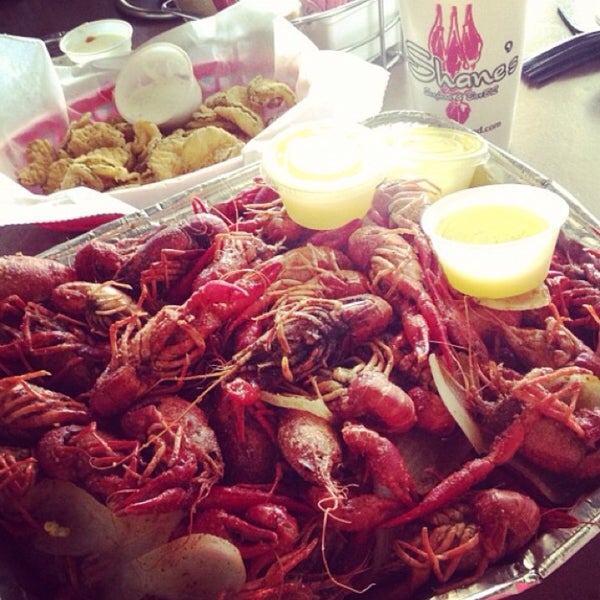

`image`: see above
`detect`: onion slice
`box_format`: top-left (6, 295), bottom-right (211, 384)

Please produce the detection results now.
top-left (260, 390), bottom-right (333, 420)
top-left (429, 354), bottom-right (487, 453)
top-left (28, 480), bottom-right (120, 557)
top-left (474, 283), bottom-right (550, 311)
top-left (112, 533), bottom-right (246, 600)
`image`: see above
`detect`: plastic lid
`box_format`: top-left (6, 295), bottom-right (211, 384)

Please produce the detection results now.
top-left (113, 42), bottom-right (203, 129)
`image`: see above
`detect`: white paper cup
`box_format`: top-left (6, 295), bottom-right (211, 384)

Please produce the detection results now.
top-left (398, 0), bottom-right (528, 149)
top-left (421, 184), bottom-right (569, 299)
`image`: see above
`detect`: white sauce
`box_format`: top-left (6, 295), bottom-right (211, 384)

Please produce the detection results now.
top-left (68, 33), bottom-right (125, 54)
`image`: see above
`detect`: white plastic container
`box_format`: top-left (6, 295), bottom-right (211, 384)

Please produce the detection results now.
top-left (421, 183), bottom-right (569, 299)
top-left (261, 120), bottom-right (386, 230)
top-left (59, 19), bottom-right (133, 65)
top-left (381, 124), bottom-right (489, 196)
top-left (113, 43), bottom-right (203, 130)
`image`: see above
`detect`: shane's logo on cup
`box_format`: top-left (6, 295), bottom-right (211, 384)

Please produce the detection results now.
top-left (405, 3), bottom-right (519, 131)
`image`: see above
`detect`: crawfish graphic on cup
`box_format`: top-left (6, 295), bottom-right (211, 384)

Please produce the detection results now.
top-left (428, 3), bottom-right (482, 123)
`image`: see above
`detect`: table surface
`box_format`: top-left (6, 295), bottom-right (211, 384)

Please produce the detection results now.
top-left (1, 1), bottom-right (600, 599)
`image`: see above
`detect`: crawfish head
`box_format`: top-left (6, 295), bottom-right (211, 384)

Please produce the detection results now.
top-left (339, 294), bottom-right (393, 344)
top-left (253, 294), bottom-right (393, 382)
top-left (0, 374), bottom-right (91, 443)
top-left (122, 395), bottom-right (224, 475)
top-left (116, 221), bottom-right (207, 287)
top-left (0, 446), bottom-right (38, 501)
top-left (371, 179), bottom-right (440, 228)
top-left (189, 502), bottom-right (299, 561)
top-left (473, 488), bottom-right (541, 562)
top-left (50, 281), bottom-right (145, 336)
top-left (114, 395), bottom-right (225, 515)
top-left (0, 254), bottom-right (77, 304)
top-left (346, 225), bottom-right (426, 302)
top-left (394, 488), bottom-right (541, 589)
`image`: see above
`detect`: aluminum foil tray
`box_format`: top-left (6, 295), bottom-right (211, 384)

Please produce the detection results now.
top-left (4, 110), bottom-right (600, 600)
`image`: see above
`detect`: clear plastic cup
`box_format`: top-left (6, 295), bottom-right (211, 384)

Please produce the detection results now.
top-left (59, 19), bottom-right (133, 65)
top-left (261, 120), bottom-right (387, 230)
top-left (113, 42), bottom-right (203, 130)
top-left (421, 183), bottom-right (569, 299)
top-left (382, 124), bottom-right (489, 196)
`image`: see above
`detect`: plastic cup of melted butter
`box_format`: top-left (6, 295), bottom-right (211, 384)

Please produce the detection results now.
top-left (114, 43), bottom-right (203, 130)
top-left (261, 121), bottom-right (387, 230)
top-left (421, 183), bottom-right (569, 299)
top-left (383, 125), bottom-right (489, 196)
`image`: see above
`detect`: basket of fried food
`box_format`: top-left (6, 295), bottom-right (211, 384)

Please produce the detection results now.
top-left (17, 75), bottom-right (297, 197)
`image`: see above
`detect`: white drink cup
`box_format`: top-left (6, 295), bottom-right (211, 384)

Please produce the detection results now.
top-left (398, 0), bottom-right (528, 149)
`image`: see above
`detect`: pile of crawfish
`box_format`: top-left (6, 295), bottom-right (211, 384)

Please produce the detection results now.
top-left (1, 177), bottom-right (600, 600)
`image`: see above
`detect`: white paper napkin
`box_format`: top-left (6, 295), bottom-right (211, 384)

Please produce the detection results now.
top-left (0, 173), bottom-right (136, 227)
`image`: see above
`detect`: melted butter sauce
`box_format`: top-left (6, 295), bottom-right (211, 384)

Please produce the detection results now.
top-left (436, 204), bottom-right (548, 244)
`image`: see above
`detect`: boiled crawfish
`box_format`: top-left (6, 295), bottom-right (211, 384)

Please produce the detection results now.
top-left (87, 262), bottom-right (280, 417)
top-left (394, 488), bottom-right (541, 596)
top-left (36, 395), bottom-right (224, 516)
top-left (0, 297), bottom-right (110, 395)
top-left (0, 371), bottom-right (90, 443)
top-left (0, 254), bottom-right (76, 303)
top-left (227, 293), bottom-right (393, 384)
top-left (346, 224), bottom-right (452, 365)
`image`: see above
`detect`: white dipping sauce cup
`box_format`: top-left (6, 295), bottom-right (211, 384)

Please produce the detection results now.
top-left (421, 183), bottom-right (569, 299)
top-left (59, 19), bottom-right (133, 65)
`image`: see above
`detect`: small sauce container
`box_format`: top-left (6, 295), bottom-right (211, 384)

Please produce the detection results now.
top-left (421, 183), bottom-right (569, 299)
top-left (113, 43), bottom-right (203, 130)
top-left (382, 125), bottom-right (489, 196)
top-left (59, 19), bottom-right (133, 65)
top-left (261, 120), bottom-right (386, 230)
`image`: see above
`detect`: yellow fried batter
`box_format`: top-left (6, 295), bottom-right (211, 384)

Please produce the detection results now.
top-left (52, 147), bottom-right (137, 192)
top-left (247, 75), bottom-right (296, 109)
top-left (129, 120), bottom-right (163, 174)
top-left (213, 104), bottom-right (264, 138)
top-left (204, 85), bottom-right (251, 109)
top-left (17, 139), bottom-right (57, 187)
top-left (44, 158), bottom-right (73, 193)
top-left (147, 127), bottom-right (243, 180)
top-left (146, 132), bottom-right (188, 181)
top-left (63, 113), bottom-right (126, 157)
top-left (186, 106), bottom-right (240, 133)
top-left (181, 127), bottom-right (244, 171)
top-left (17, 76), bottom-right (296, 194)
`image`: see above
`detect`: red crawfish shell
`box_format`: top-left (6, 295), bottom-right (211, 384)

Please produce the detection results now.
top-left (0, 255), bottom-right (76, 302)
